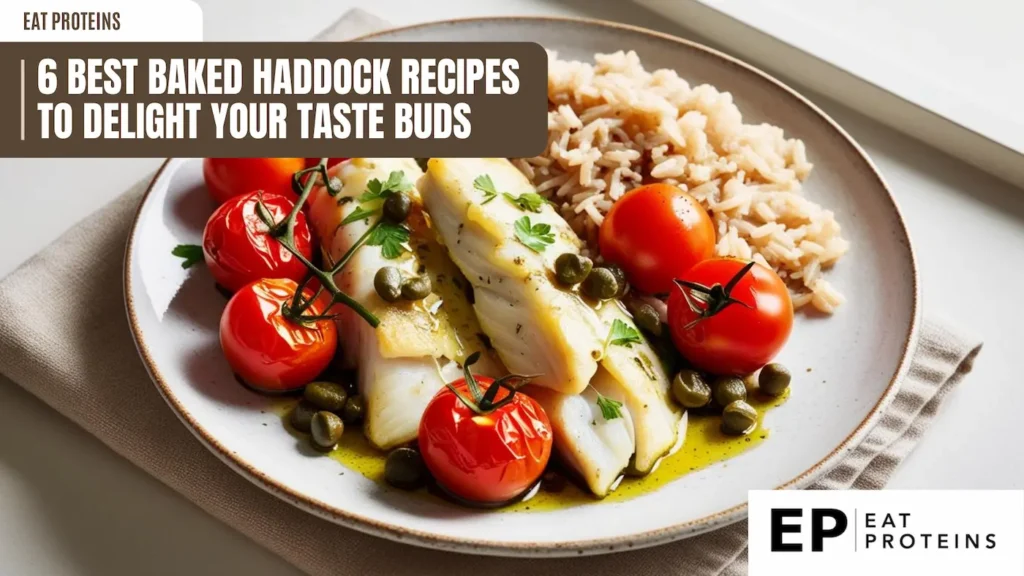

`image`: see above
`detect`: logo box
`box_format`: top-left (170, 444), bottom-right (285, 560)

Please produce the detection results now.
top-left (749, 490), bottom-right (1024, 576)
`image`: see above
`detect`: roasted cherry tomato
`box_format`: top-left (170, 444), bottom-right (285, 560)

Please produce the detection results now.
top-left (220, 278), bottom-right (337, 392)
top-left (599, 183), bottom-right (715, 294)
top-left (667, 258), bottom-right (793, 375)
top-left (203, 158), bottom-right (305, 204)
top-left (304, 158), bottom-right (347, 169)
top-left (418, 355), bottom-right (552, 505)
top-left (202, 191), bottom-right (313, 293)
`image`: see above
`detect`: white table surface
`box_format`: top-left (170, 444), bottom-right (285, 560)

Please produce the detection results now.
top-left (1, 1), bottom-right (1021, 574)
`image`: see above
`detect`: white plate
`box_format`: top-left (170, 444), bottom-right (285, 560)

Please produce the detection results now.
top-left (124, 17), bottom-right (919, 557)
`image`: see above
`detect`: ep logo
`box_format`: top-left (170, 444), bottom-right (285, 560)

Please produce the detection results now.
top-left (770, 508), bottom-right (848, 552)
top-left (749, 490), bottom-right (1024, 576)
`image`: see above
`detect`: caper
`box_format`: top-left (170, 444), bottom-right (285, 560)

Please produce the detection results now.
top-left (581, 267), bottom-right (619, 300)
top-left (554, 253), bottom-right (593, 287)
top-left (712, 376), bottom-right (747, 408)
top-left (648, 329), bottom-right (685, 376)
top-left (374, 266), bottom-right (403, 302)
top-left (759, 363), bottom-right (792, 396)
top-left (401, 275), bottom-right (432, 301)
top-left (721, 400), bottom-right (758, 435)
top-left (383, 191), bottom-right (412, 223)
top-left (604, 263), bottom-right (629, 297)
top-left (341, 394), bottom-right (365, 425)
top-left (385, 447), bottom-right (428, 490)
top-left (304, 381), bottom-right (348, 412)
top-left (672, 369), bottom-right (711, 408)
top-left (289, 400), bottom-right (318, 433)
top-left (632, 303), bottom-right (662, 337)
top-left (310, 411), bottom-right (344, 450)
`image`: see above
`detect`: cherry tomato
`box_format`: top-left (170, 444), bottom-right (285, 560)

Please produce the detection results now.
top-left (203, 158), bottom-right (304, 204)
top-left (202, 192), bottom-right (313, 293)
top-left (220, 278), bottom-right (337, 392)
top-left (667, 258), bottom-right (793, 375)
top-left (418, 362), bottom-right (552, 505)
top-left (304, 158), bottom-right (347, 169)
top-left (599, 183), bottom-right (715, 294)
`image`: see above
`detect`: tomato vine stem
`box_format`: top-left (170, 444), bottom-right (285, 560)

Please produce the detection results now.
top-left (257, 158), bottom-right (381, 328)
top-left (673, 260), bottom-right (755, 330)
top-left (443, 352), bottom-right (538, 414)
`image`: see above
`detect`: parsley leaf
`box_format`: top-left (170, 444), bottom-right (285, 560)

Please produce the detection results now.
top-left (341, 205), bottom-right (378, 226)
top-left (502, 192), bottom-right (548, 213)
top-left (386, 170), bottom-right (412, 192)
top-left (359, 178), bottom-right (384, 202)
top-left (367, 222), bottom-right (410, 259)
top-left (607, 319), bottom-right (642, 348)
top-left (595, 392), bottom-right (624, 421)
top-left (513, 216), bottom-right (555, 253)
top-left (358, 170), bottom-right (411, 202)
top-left (171, 244), bottom-right (203, 269)
top-left (473, 174), bottom-right (499, 204)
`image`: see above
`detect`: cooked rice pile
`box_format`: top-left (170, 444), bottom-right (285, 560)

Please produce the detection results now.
top-left (514, 50), bottom-right (849, 312)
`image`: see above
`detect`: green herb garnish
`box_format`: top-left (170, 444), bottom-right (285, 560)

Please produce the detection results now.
top-left (473, 174), bottom-right (499, 204)
top-left (367, 222), bottom-right (411, 259)
top-left (341, 205), bottom-right (378, 226)
top-left (503, 192), bottom-right (548, 213)
top-left (607, 319), bottom-right (642, 348)
top-left (171, 244), bottom-right (203, 269)
top-left (595, 392), bottom-right (624, 421)
top-left (358, 171), bottom-right (411, 203)
top-left (513, 216), bottom-right (555, 253)
top-left (346, 171), bottom-right (413, 259)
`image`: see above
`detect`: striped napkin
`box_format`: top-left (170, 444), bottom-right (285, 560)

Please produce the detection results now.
top-left (0, 10), bottom-right (982, 575)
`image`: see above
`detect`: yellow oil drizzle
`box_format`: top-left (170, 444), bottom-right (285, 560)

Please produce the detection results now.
top-left (507, 390), bottom-right (788, 512)
top-left (270, 401), bottom-right (396, 485)
top-left (408, 207), bottom-right (489, 365)
top-left (272, 390), bottom-right (788, 511)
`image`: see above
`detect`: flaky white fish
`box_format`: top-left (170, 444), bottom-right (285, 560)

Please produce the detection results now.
top-left (308, 158), bottom-right (500, 450)
top-left (418, 158), bottom-right (605, 394)
top-left (592, 302), bottom-right (684, 474)
top-left (528, 384), bottom-right (635, 497)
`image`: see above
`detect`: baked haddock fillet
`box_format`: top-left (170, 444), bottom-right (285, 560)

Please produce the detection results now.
top-left (417, 158), bottom-right (605, 394)
top-left (308, 158), bottom-right (500, 450)
top-left (591, 302), bottom-right (684, 474)
top-left (527, 384), bottom-right (635, 497)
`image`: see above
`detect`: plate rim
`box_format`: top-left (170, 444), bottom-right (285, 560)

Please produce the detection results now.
top-left (123, 15), bottom-right (921, 557)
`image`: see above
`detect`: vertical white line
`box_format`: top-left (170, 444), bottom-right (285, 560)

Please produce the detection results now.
top-left (20, 60), bottom-right (25, 141)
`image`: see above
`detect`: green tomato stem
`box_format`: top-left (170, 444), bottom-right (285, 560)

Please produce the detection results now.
top-left (259, 157), bottom-right (381, 329)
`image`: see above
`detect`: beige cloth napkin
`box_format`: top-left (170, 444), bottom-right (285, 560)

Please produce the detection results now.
top-left (0, 10), bottom-right (983, 576)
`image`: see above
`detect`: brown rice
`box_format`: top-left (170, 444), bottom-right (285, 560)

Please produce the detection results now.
top-left (515, 50), bottom-right (848, 313)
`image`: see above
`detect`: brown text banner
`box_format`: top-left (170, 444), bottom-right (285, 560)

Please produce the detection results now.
top-left (0, 42), bottom-right (548, 158)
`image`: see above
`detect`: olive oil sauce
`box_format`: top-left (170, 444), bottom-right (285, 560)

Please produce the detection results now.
top-left (274, 390), bottom-right (787, 512)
